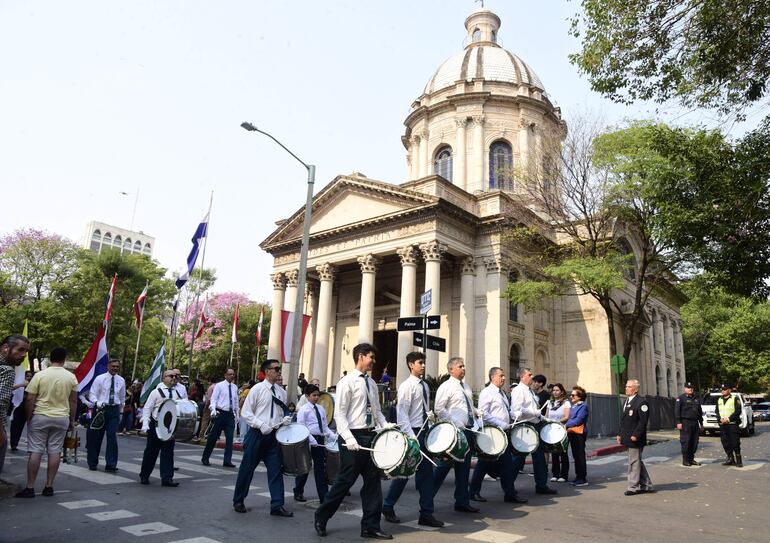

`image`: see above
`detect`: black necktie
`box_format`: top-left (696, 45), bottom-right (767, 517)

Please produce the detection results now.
top-left (421, 380), bottom-right (429, 423)
top-left (229, 384), bottom-right (234, 411)
top-left (270, 385), bottom-right (276, 418)
top-left (360, 374), bottom-right (372, 427)
top-left (109, 375), bottom-right (115, 404)
top-left (166, 388), bottom-right (173, 399)
top-left (314, 404), bottom-right (324, 434)
top-left (461, 383), bottom-right (474, 427)
top-left (500, 388), bottom-right (509, 409)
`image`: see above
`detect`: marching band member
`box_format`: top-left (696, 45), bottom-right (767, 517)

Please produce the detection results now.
top-left (201, 368), bottom-right (239, 468)
top-left (87, 359), bottom-right (125, 472)
top-left (469, 367), bottom-right (527, 504)
top-left (510, 367), bottom-right (556, 495)
top-left (314, 343), bottom-right (395, 539)
top-left (139, 370), bottom-right (179, 486)
top-left (293, 384), bottom-right (337, 503)
top-left (156, 368), bottom-right (187, 398)
top-left (233, 359), bottom-right (293, 517)
top-left (432, 357), bottom-right (480, 514)
top-left (381, 351), bottom-right (444, 527)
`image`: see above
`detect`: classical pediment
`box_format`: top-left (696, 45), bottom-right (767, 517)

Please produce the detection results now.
top-left (261, 174), bottom-right (437, 251)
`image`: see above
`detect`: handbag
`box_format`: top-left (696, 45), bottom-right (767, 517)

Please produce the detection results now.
top-left (567, 423), bottom-right (585, 435)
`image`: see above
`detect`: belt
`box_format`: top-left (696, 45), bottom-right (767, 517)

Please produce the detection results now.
top-left (350, 428), bottom-right (375, 434)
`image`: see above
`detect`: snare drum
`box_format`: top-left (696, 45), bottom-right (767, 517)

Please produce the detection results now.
top-left (371, 429), bottom-right (422, 479)
top-left (425, 422), bottom-right (470, 463)
top-left (325, 438), bottom-right (340, 485)
top-left (474, 425), bottom-right (508, 461)
top-left (156, 399), bottom-right (199, 442)
top-left (276, 423), bottom-right (312, 476)
top-left (540, 422), bottom-right (569, 453)
top-left (509, 423), bottom-right (540, 454)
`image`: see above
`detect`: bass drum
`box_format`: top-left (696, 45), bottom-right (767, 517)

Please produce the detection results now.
top-left (157, 399), bottom-right (199, 442)
top-left (317, 392), bottom-right (335, 426)
top-left (276, 423), bottom-right (312, 476)
top-left (325, 438), bottom-right (340, 485)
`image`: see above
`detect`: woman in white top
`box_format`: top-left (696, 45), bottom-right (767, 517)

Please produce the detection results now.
top-left (546, 383), bottom-right (571, 482)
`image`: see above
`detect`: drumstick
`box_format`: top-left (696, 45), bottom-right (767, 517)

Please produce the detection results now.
top-left (418, 450), bottom-right (438, 467)
top-left (340, 442), bottom-right (376, 452)
top-left (415, 417), bottom-right (431, 438)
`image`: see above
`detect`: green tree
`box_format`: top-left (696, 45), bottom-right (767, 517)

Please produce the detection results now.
top-left (570, 0), bottom-right (770, 115)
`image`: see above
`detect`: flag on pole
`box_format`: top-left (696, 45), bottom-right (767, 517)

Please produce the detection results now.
top-left (11, 320), bottom-right (31, 408)
top-left (195, 295), bottom-right (209, 339)
top-left (175, 211), bottom-right (210, 289)
top-left (75, 324), bottom-right (110, 395)
top-left (140, 341), bottom-right (165, 404)
top-left (134, 284), bottom-right (148, 328)
top-left (279, 310), bottom-right (311, 363)
top-left (231, 303), bottom-right (239, 343)
top-left (255, 308), bottom-right (264, 346)
top-left (169, 296), bottom-right (180, 331)
top-left (104, 274), bottom-right (118, 324)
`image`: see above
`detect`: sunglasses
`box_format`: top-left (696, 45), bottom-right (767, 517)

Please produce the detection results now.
top-left (569, 393), bottom-right (579, 397)
top-left (267, 366), bottom-right (282, 372)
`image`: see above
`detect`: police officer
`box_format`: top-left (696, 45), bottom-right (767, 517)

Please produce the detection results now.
top-left (715, 383), bottom-right (743, 468)
top-left (675, 382), bottom-right (703, 466)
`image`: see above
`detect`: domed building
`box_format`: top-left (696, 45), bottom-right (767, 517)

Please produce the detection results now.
top-left (261, 9), bottom-right (685, 397)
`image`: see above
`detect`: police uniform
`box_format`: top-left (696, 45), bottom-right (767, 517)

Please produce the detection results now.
top-left (675, 384), bottom-right (703, 466)
top-left (715, 385), bottom-right (743, 467)
top-left (619, 394), bottom-right (652, 494)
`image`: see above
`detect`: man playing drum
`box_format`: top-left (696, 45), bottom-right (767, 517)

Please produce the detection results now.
top-left (139, 370), bottom-right (180, 487)
top-left (469, 367), bottom-right (527, 504)
top-left (381, 352), bottom-right (444, 528)
top-left (233, 359), bottom-right (293, 517)
top-left (293, 384), bottom-right (337, 503)
top-left (314, 343), bottom-right (395, 539)
top-left (86, 359), bottom-right (125, 472)
top-left (431, 357), bottom-right (480, 514)
top-left (510, 367), bottom-right (556, 496)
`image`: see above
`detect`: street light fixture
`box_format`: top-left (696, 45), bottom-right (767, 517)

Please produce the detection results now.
top-left (242, 121), bottom-right (315, 404)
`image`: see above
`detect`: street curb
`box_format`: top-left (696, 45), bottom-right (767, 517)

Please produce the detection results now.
top-left (587, 444), bottom-right (627, 458)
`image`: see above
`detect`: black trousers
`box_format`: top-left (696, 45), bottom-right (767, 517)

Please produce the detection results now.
top-left (719, 424), bottom-right (741, 455)
top-left (679, 419), bottom-right (700, 461)
top-left (315, 430), bottom-right (381, 532)
top-left (10, 404), bottom-right (27, 450)
top-left (294, 438), bottom-right (328, 502)
top-left (568, 432), bottom-right (587, 481)
top-left (140, 422), bottom-right (175, 482)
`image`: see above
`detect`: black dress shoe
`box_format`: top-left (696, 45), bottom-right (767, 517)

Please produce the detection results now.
top-left (161, 480), bottom-right (179, 487)
top-left (314, 516), bottom-right (327, 537)
top-left (504, 494), bottom-right (528, 504)
top-left (201, 459), bottom-right (210, 466)
top-left (690, 460), bottom-right (701, 466)
top-left (470, 493), bottom-right (487, 502)
top-left (140, 478), bottom-right (150, 485)
top-left (418, 515), bottom-right (444, 527)
top-left (294, 494), bottom-right (307, 502)
top-left (381, 509), bottom-right (400, 523)
top-left (360, 529), bottom-right (393, 540)
top-left (454, 504), bottom-right (480, 513)
top-left (624, 490), bottom-right (642, 496)
top-left (270, 507), bottom-right (294, 517)
top-left (88, 465), bottom-right (97, 471)
top-left (105, 466), bottom-right (118, 472)
top-left (682, 461), bottom-right (692, 466)
top-left (223, 463), bottom-right (236, 468)
top-left (535, 486), bottom-right (557, 495)
top-left (234, 502), bottom-right (249, 513)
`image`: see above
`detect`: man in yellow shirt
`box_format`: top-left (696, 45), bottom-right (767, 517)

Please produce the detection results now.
top-left (15, 347), bottom-right (78, 498)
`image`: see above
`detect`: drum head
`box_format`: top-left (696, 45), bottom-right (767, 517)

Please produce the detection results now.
top-left (371, 429), bottom-right (407, 470)
top-left (540, 422), bottom-right (567, 444)
top-left (276, 423), bottom-right (310, 445)
top-left (317, 393), bottom-right (335, 425)
top-left (477, 426), bottom-right (508, 455)
top-left (510, 424), bottom-right (539, 453)
top-left (426, 422), bottom-right (456, 454)
top-left (325, 438), bottom-right (339, 453)
top-left (156, 399), bottom-right (178, 441)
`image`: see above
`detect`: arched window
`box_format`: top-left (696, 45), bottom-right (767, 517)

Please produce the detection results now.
top-left (489, 140), bottom-right (513, 190)
top-left (133, 240), bottom-right (142, 253)
top-left (91, 229), bottom-right (101, 241)
top-left (123, 237), bottom-right (132, 254)
top-left (434, 145), bottom-right (453, 182)
top-left (90, 230), bottom-right (101, 252)
top-left (113, 235), bottom-right (122, 249)
top-left (472, 28), bottom-right (481, 42)
top-left (616, 238), bottom-right (637, 280)
top-left (491, 30), bottom-right (497, 43)
top-left (508, 270), bottom-right (519, 322)
top-left (509, 344), bottom-right (521, 381)
top-left (143, 243), bottom-right (152, 255)
top-left (666, 368), bottom-right (673, 397)
top-left (655, 365), bottom-right (662, 396)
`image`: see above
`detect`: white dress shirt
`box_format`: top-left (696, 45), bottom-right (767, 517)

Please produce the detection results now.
top-left (89, 372), bottom-right (126, 410)
top-left (334, 369), bottom-right (387, 443)
top-left (241, 380), bottom-right (286, 433)
top-left (510, 382), bottom-right (542, 423)
top-left (478, 383), bottom-right (511, 429)
top-left (296, 402), bottom-right (336, 446)
top-left (434, 376), bottom-right (475, 429)
top-left (209, 379), bottom-right (240, 417)
top-left (396, 375), bottom-right (430, 438)
top-left (141, 386), bottom-right (176, 426)
top-left (546, 399), bottom-right (570, 422)
top-left (156, 382), bottom-right (187, 399)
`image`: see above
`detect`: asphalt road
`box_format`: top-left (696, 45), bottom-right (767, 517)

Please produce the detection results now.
top-left (0, 424), bottom-right (766, 542)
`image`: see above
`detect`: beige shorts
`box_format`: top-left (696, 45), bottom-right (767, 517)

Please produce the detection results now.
top-left (27, 415), bottom-right (69, 454)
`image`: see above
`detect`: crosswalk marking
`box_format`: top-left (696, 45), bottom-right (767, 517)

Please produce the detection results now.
top-left (644, 456), bottom-right (671, 464)
top-left (465, 529), bottom-right (526, 542)
top-left (86, 509), bottom-right (140, 521)
top-left (167, 538), bottom-right (222, 543)
top-left (131, 458), bottom-right (234, 476)
top-left (58, 463), bottom-right (134, 484)
top-left (116, 460), bottom-right (192, 479)
top-left (401, 520), bottom-right (454, 531)
top-left (256, 491), bottom-right (293, 498)
top-left (221, 484), bottom-right (260, 491)
top-left (120, 522), bottom-right (178, 536)
top-left (587, 455), bottom-right (625, 466)
top-left (343, 508), bottom-right (363, 517)
top-left (58, 499), bottom-right (107, 510)
top-left (194, 478), bottom-right (221, 482)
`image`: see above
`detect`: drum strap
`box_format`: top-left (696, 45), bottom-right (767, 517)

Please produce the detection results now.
top-left (270, 385), bottom-right (290, 417)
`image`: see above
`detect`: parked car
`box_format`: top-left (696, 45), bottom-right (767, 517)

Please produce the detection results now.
top-left (701, 392), bottom-right (755, 437)
top-left (752, 402), bottom-right (770, 422)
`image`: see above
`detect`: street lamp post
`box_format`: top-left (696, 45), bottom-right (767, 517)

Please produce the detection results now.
top-left (241, 122), bottom-right (314, 404)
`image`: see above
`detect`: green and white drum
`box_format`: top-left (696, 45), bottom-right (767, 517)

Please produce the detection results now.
top-left (474, 425), bottom-right (508, 461)
top-left (371, 429), bottom-right (422, 479)
top-left (425, 421), bottom-right (470, 463)
top-left (540, 422), bottom-right (569, 453)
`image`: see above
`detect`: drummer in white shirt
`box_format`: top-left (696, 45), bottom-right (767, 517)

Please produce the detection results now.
top-left (233, 359), bottom-right (293, 517)
top-left (510, 367), bottom-right (556, 495)
top-left (201, 368), bottom-right (239, 468)
top-left (469, 367), bottom-right (528, 504)
top-left (86, 359), bottom-right (125, 472)
top-left (431, 357), bottom-right (481, 514)
top-left (293, 384), bottom-right (337, 503)
top-left (156, 368), bottom-right (187, 399)
top-left (381, 351), bottom-right (444, 528)
top-left (139, 370), bottom-right (179, 486)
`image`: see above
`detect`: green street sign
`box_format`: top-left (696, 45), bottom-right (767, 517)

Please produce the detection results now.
top-left (610, 354), bottom-right (627, 375)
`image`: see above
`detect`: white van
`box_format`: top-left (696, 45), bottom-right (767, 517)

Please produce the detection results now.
top-left (701, 392), bottom-right (755, 437)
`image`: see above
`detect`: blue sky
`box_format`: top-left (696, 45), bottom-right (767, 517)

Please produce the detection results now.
top-left (1, 1), bottom-right (762, 303)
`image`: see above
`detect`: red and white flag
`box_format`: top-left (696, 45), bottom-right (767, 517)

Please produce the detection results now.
top-left (103, 274), bottom-right (118, 324)
top-left (195, 296), bottom-right (209, 339)
top-left (231, 303), bottom-right (240, 343)
top-left (134, 284), bottom-right (148, 328)
top-left (255, 308), bottom-right (264, 346)
top-left (280, 310), bottom-right (311, 363)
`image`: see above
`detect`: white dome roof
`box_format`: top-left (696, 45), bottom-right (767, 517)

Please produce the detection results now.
top-left (424, 45), bottom-right (545, 95)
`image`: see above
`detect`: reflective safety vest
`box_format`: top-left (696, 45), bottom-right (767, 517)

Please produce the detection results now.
top-left (718, 396), bottom-right (736, 421)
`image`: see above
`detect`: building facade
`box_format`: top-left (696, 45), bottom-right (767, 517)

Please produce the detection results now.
top-left (260, 9), bottom-right (685, 396)
top-left (83, 221), bottom-right (155, 258)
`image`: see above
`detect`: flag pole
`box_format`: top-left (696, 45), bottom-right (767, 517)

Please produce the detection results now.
top-left (187, 191), bottom-right (213, 380)
top-left (169, 295), bottom-right (180, 367)
top-left (131, 281), bottom-right (149, 383)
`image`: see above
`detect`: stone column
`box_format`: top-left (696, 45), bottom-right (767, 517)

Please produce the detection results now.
top-left (395, 246), bottom-right (419, 386)
top-left (485, 256), bottom-right (508, 381)
top-left (677, 319), bottom-right (686, 385)
top-left (420, 241), bottom-right (446, 378)
top-left (301, 281), bottom-right (318, 382)
top-left (655, 312), bottom-right (665, 354)
top-left (418, 129), bottom-right (430, 178)
top-left (455, 118), bottom-right (468, 191)
top-left (458, 257), bottom-right (477, 388)
top-left (519, 118), bottom-right (530, 178)
top-left (267, 272), bottom-right (287, 360)
top-left (312, 263), bottom-right (336, 388)
top-left (284, 269), bottom-right (299, 312)
top-left (471, 116), bottom-right (485, 192)
top-left (357, 254), bottom-right (380, 344)
top-left (409, 135), bottom-right (420, 180)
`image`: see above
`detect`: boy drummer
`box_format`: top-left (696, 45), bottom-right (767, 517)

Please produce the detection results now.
top-left (293, 384), bottom-right (337, 503)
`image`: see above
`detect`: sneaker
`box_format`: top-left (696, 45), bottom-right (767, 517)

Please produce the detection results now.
top-left (15, 487), bottom-right (35, 498)
top-left (557, 478), bottom-right (567, 483)
top-left (42, 486), bottom-right (54, 497)
top-left (549, 476), bottom-right (557, 482)
top-left (570, 479), bottom-right (588, 487)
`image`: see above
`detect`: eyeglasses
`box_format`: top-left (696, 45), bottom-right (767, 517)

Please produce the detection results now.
top-left (267, 366), bottom-right (282, 372)
top-left (569, 393), bottom-right (579, 397)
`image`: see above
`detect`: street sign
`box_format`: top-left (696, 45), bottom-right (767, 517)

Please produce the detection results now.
top-left (397, 317), bottom-right (424, 331)
top-left (419, 289), bottom-right (432, 315)
top-left (426, 315), bottom-right (441, 330)
top-left (413, 332), bottom-right (446, 352)
top-left (610, 354), bottom-right (627, 375)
